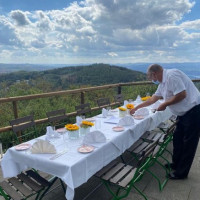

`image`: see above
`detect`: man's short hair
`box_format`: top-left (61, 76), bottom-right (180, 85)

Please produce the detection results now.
top-left (147, 64), bottom-right (163, 73)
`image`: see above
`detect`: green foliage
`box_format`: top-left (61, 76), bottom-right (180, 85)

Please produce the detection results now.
top-left (0, 64), bottom-right (146, 91)
top-left (1, 64), bottom-right (199, 151)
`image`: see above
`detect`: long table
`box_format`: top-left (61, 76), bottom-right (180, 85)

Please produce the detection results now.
top-left (1, 105), bottom-right (172, 200)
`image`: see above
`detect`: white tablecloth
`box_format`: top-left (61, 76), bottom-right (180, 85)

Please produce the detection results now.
top-left (1, 106), bottom-right (172, 200)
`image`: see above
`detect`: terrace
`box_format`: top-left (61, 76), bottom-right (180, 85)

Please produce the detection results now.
top-left (0, 80), bottom-right (200, 200)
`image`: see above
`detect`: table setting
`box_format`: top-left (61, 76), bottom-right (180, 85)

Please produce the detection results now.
top-left (1, 97), bottom-right (173, 200)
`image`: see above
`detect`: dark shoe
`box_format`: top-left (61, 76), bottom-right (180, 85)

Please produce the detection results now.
top-left (167, 172), bottom-right (187, 180)
top-left (164, 163), bottom-right (176, 170)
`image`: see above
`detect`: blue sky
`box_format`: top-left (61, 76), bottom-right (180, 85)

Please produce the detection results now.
top-left (0, 0), bottom-right (200, 64)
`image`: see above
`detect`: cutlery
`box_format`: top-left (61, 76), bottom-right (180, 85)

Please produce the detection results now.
top-left (50, 149), bottom-right (68, 160)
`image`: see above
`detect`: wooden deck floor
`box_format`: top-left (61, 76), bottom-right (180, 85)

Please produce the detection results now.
top-left (1, 139), bottom-right (200, 200)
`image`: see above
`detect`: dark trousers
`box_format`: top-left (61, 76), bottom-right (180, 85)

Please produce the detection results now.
top-left (172, 104), bottom-right (200, 177)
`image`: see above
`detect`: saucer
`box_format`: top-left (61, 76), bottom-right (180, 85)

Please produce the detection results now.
top-left (78, 145), bottom-right (94, 153)
top-left (15, 143), bottom-right (31, 151)
top-left (112, 126), bottom-right (124, 132)
top-left (133, 115), bottom-right (145, 120)
top-left (56, 128), bottom-right (66, 133)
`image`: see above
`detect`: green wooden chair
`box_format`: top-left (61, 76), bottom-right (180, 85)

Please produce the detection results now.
top-left (1, 115), bottom-right (66, 200)
top-left (97, 98), bottom-right (111, 108)
top-left (95, 140), bottom-right (158, 200)
top-left (9, 115), bottom-right (38, 145)
top-left (46, 108), bottom-right (67, 129)
top-left (0, 170), bottom-right (58, 200)
top-left (126, 131), bottom-right (162, 162)
top-left (75, 103), bottom-right (91, 116)
top-left (144, 123), bottom-right (176, 191)
top-left (114, 94), bottom-right (124, 106)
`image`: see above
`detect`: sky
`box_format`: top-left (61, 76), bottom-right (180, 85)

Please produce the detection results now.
top-left (0, 0), bottom-right (200, 64)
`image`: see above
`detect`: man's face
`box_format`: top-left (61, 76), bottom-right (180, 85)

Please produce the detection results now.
top-left (147, 71), bottom-right (157, 81)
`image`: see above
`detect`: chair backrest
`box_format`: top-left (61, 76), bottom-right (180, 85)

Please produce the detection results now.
top-left (75, 103), bottom-right (91, 116)
top-left (97, 98), bottom-right (110, 108)
top-left (10, 115), bottom-right (35, 133)
top-left (46, 109), bottom-right (67, 127)
top-left (114, 94), bottom-right (124, 104)
top-left (138, 138), bottom-right (159, 169)
top-left (9, 115), bottom-right (36, 144)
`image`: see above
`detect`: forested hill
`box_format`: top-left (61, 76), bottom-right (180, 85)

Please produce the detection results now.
top-left (0, 64), bottom-right (146, 89)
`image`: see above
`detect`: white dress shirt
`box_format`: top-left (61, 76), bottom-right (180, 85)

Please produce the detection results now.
top-left (155, 69), bottom-right (200, 116)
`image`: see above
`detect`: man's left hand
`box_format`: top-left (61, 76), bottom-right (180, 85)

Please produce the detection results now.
top-left (157, 103), bottom-right (167, 111)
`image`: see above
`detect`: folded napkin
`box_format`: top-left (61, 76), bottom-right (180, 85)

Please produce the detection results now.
top-left (118, 116), bottom-right (134, 126)
top-left (102, 108), bottom-right (108, 118)
top-left (83, 130), bottom-right (106, 144)
top-left (104, 116), bottom-right (120, 124)
top-left (31, 139), bottom-right (57, 154)
top-left (135, 95), bottom-right (142, 103)
top-left (46, 126), bottom-right (60, 140)
top-left (135, 107), bottom-right (149, 116)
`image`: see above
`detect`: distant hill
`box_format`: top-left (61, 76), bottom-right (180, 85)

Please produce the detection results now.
top-left (0, 63), bottom-right (58, 73)
top-left (120, 62), bottom-right (200, 79)
top-left (0, 63), bottom-right (146, 89)
top-left (1, 62), bottom-right (200, 79)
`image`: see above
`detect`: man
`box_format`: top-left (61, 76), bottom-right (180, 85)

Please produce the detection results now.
top-left (130, 64), bottom-right (200, 179)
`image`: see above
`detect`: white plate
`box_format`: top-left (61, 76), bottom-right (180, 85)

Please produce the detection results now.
top-left (15, 143), bottom-right (31, 151)
top-left (78, 145), bottom-right (94, 153)
top-left (112, 126), bottom-right (124, 132)
top-left (133, 115), bottom-right (145, 120)
top-left (56, 128), bottom-right (66, 133)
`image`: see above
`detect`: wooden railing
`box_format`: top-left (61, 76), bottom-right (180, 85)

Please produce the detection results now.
top-left (0, 80), bottom-right (200, 133)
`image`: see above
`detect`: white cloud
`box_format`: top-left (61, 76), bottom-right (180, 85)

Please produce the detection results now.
top-left (0, 0), bottom-right (199, 64)
top-left (10, 10), bottom-right (31, 26)
top-left (108, 52), bottom-right (118, 57)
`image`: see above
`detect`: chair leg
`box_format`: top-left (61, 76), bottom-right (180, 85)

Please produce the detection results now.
top-left (146, 159), bottom-right (169, 192)
top-left (38, 177), bottom-right (58, 200)
top-left (60, 179), bottom-right (67, 193)
top-left (103, 180), bottom-right (148, 200)
top-left (0, 188), bottom-right (10, 200)
top-left (132, 185), bottom-right (148, 200)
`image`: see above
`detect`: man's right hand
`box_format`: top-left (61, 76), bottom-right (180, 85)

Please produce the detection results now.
top-left (130, 108), bottom-right (137, 115)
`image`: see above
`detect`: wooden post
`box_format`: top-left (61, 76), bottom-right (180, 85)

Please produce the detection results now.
top-left (81, 92), bottom-right (85, 104)
top-left (12, 101), bottom-right (22, 142)
top-left (118, 86), bottom-right (121, 95)
top-left (12, 101), bottom-right (18, 119)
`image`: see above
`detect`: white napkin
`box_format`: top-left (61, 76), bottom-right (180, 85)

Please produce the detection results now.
top-left (83, 130), bottom-right (106, 144)
top-left (135, 95), bottom-right (142, 103)
top-left (76, 116), bottom-right (83, 125)
top-left (31, 139), bottom-right (57, 154)
top-left (46, 126), bottom-right (60, 140)
top-left (118, 116), bottom-right (134, 126)
top-left (135, 107), bottom-right (149, 116)
top-left (102, 108), bottom-right (108, 118)
top-left (104, 116), bottom-right (120, 124)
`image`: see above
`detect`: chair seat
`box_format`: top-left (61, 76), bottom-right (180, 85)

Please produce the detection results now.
top-left (0, 170), bottom-right (51, 200)
top-left (141, 131), bottom-right (162, 143)
top-left (95, 160), bottom-right (137, 188)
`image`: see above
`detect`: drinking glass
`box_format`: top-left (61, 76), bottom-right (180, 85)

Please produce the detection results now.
top-left (62, 132), bottom-right (69, 151)
top-left (128, 99), bottom-right (133, 103)
top-left (95, 119), bottom-right (101, 130)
